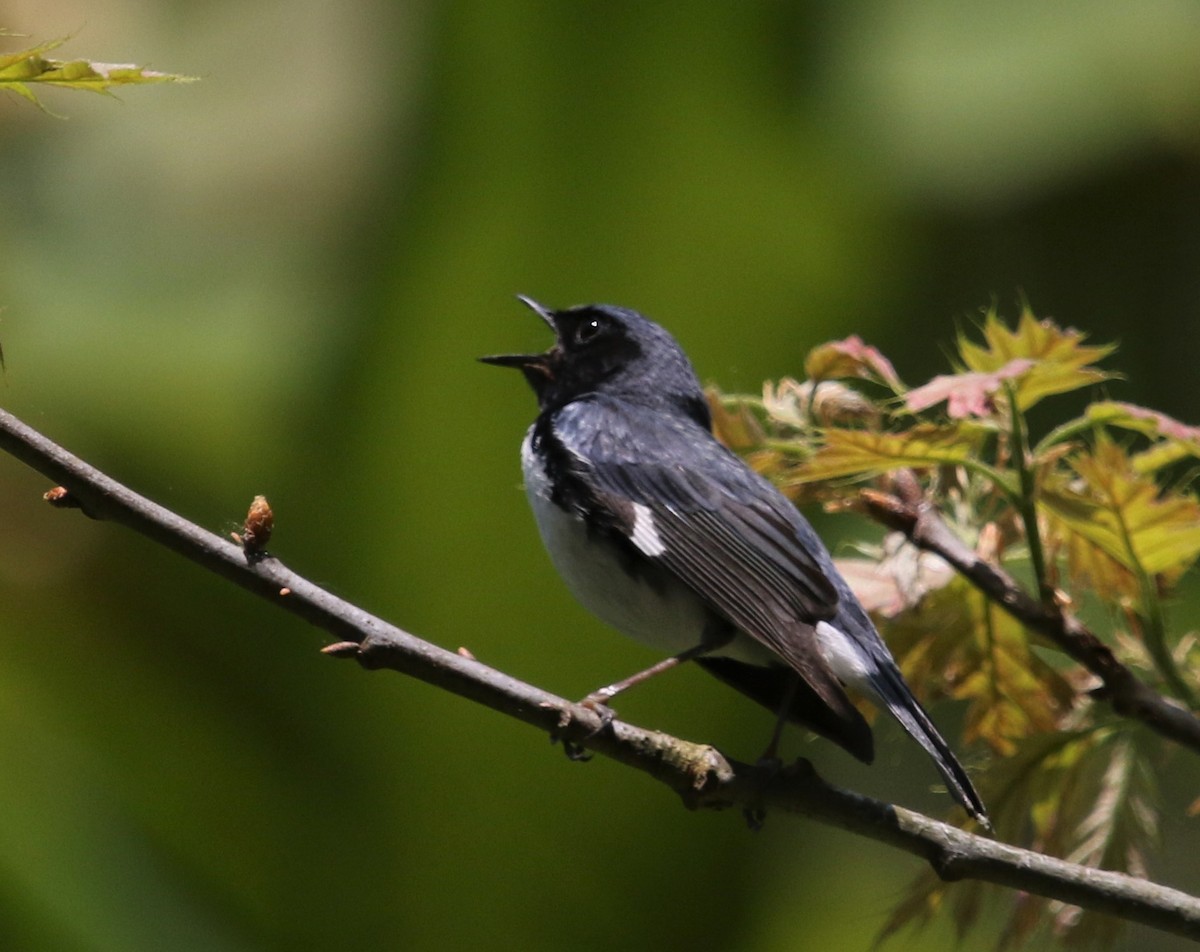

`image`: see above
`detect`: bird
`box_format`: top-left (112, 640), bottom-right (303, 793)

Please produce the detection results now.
top-left (480, 296), bottom-right (988, 824)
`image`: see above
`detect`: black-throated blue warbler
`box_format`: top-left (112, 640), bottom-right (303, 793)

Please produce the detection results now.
top-left (481, 296), bottom-right (987, 824)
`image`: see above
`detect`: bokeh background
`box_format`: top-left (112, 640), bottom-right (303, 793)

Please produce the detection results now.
top-left (1, 2), bottom-right (1199, 950)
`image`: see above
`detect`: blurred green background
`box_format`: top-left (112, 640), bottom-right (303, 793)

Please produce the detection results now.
top-left (2, 1), bottom-right (1199, 950)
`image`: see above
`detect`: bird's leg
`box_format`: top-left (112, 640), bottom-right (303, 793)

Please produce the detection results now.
top-left (740, 673), bottom-right (803, 829)
top-left (556, 632), bottom-right (732, 759)
top-left (759, 672), bottom-right (801, 764)
top-left (579, 640), bottom-right (719, 712)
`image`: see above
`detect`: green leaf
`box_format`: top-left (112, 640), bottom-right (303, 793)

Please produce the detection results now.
top-left (1040, 437), bottom-right (1200, 581)
top-left (882, 727), bottom-right (1160, 951)
top-left (884, 576), bottom-right (1074, 757)
top-left (1041, 493), bottom-right (1140, 605)
top-left (0, 34), bottom-right (195, 110)
top-left (1084, 400), bottom-right (1200, 475)
top-left (1086, 400), bottom-right (1200, 444)
top-left (956, 307), bottom-right (1115, 411)
top-left (878, 730), bottom-right (1086, 947)
top-left (1076, 734), bottom-right (1156, 856)
top-left (787, 424), bottom-right (989, 483)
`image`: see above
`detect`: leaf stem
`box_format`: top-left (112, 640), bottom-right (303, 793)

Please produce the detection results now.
top-left (1006, 384), bottom-right (1052, 606)
top-left (1032, 415), bottom-right (1095, 457)
top-left (1119, 523), bottom-right (1197, 706)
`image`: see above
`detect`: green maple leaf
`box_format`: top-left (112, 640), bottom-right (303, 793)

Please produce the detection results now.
top-left (786, 424), bottom-right (989, 484)
top-left (956, 307), bottom-right (1115, 411)
top-left (1041, 436), bottom-right (1200, 584)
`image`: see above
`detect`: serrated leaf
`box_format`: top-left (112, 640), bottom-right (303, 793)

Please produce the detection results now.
top-left (1042, 504), bottom-right (1140, 605)
top-left (989, 730), bottom-right (1106, 949)
top-left (957, 308), bottom-right (1115, 411)
top-left (787, 424), bottom-right (984, 483)
top-left (884, 577), bottom-right (1074, 756)
top-left (1086, 401), bottom-right (1200, 475)
top-left (880, 729), bottom-right (1099, 951)
top-left (905, 357), bottom-right (1033, 418)
top-left (803, 335), bottom-right (903, 390)
top-left (1129, 440), bottom-right (1198, 476)
top-left (887, 728), bottom-right (1161, 951)
top-left (1051, 733), bottom-right (1159, 948)
top-left (1041, 437), bottom-right (1200, 581)
top-left (1063, 735), bottom-right (1157, 873)
top-left (1087, 400), bottom-right (1200, 445)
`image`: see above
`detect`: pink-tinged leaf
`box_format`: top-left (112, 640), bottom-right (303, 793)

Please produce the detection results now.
top-left (957, 308), bottom-right (1116, 410)
top-left (905, 358), bottom-right (1034, 418)
top-left (1087, 401), bottom-right (1200, 444)
top-left (804, 335), bottom-right (902, 390)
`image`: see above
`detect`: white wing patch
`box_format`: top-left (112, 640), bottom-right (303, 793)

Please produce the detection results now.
top-left (629, 502), bottom-right (667, 556)
top-left (815, 621), bottom-right (874, 692)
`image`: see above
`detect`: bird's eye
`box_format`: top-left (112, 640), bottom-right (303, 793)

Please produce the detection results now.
top-left (574, 317), bottom-right (605, 345)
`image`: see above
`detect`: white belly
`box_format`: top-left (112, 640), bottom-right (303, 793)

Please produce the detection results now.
top-left (520, 430), bottom-right (772, 664)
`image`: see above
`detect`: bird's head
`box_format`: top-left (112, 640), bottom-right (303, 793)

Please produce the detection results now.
top-left (480, 296), bottom-right (708, 424)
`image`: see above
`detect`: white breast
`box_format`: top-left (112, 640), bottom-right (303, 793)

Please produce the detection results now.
top-left (520, 429), bottom-right (719, 657)
top-left (520, 429), bottom-right (715, 657)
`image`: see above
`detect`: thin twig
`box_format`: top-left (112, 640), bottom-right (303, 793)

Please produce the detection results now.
top-left (2, 405), bottom-right (1199, 941)
top-left (858, 473), bottom-right (1200, 754)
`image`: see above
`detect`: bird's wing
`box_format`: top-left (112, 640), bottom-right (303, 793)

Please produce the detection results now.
top-left (547, 399), bottom-right (859, 720)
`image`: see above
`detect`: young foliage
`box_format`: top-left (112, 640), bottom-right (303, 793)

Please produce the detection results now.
top-left (953, 309), bottom-right (1116, 411)
top-left (710, 304), bottom-right (1197, 949)
top-left (0, 34), bottom-right (194, 110)
top-left (1042, 437), bottom-right (1200, 586)
top-left (880, 726), bottom-right (1159, 949)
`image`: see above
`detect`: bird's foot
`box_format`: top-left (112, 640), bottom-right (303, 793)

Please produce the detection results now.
top-left (549, 692), bottom-right (618, 761)
top-left (753, 754), bottom-right (784, 776)
top-left (742, 756), bottom-right (784, 831)
top-left (742, 805), bottom-right (767, 831)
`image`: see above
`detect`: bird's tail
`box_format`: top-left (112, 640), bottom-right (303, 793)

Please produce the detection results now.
top-left (872, 662), bottom-right (989, 827)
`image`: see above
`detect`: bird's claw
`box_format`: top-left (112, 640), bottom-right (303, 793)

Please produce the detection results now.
top-left (753, 754), bottom-right (784, 776)
top-left (578, 691), bottom-right (618, 730)
top-left (741, 756), bottom-right (783, 831)
top-left (549, 694), bottom-right (618, 760)
top-left (560, 736), bottom-right (593, 761)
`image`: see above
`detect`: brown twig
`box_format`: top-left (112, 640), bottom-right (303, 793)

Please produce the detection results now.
top-left (2, 405), bottom-right (1199, 940)
top-left (859, 472), bottom-right (1200, 754)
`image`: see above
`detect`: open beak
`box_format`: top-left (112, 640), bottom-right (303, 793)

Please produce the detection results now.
top-left (478, 294), bottom-right (558, 374)
top-left (514, 294), bottom-right (556, 330)
top-left (477, 351), bottom-right (547, 370)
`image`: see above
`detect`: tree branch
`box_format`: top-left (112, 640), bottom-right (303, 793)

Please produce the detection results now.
top-left (858, 472), bottom-right (1200, 754)
top-left (2, 406), bottom-right (1199, 942)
